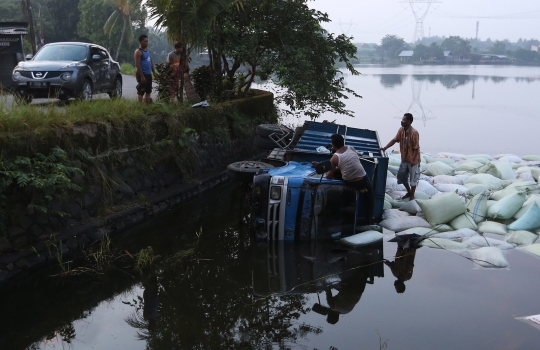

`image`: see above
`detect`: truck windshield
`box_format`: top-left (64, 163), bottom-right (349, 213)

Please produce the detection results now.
top-left (34, 45), bottom-right (87, 61)
top-left (312, 185), bottom-right (357, 238)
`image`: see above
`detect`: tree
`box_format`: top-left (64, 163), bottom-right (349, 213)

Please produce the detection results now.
top-left (103, 0), bottom-right (139, 61)
top-left (490, 40), bottom-right (507, 55)
top-left (78, 0), bottom-right (146, 62)
top-left (145, 0), bottom-right (238, 102)
top-left (211, 0), bottom-right (360, 119)
top-left (377, 34), bottom-right (408, 60)
top-left (43, 0), bottom-right (83, 42)
top-left (441, 36), bottom-right (471, 59)
top-left (513, 49), bottom-right (539, 64)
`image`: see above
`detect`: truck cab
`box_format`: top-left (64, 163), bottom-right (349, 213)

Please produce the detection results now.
top-left (249, 121), bottom-right (388, 241)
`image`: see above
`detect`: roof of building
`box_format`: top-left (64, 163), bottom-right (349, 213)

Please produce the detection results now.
top-left (0, 22), bottom-right (28, 35)
top-left (444, 51), bottom-right (452, 56)
top-left (398, 50), bottom-right (414, 57)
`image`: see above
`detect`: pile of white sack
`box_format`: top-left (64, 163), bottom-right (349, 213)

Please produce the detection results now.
top-left (381, 152), bottom-right (540, 268)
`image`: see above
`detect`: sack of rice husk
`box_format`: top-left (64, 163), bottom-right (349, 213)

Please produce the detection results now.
top-left (469, 247), bottom-right (509, 268)
top-left (507, 203), bottom-right (540, 231)
top-left (416, 192), bottom-right (466, 226)
top-left (504, 230), bottom-right (538, 246)
top-left (421, 237), bottom-right (468, 250)
top-left (487, 192), bottom-right (526, 220)
top-left (478, 221), bottom-right (507, 235)
top-left (424, 161), bottom-right (455, 176)
top-left (379, 216), bottom-right (431, 233)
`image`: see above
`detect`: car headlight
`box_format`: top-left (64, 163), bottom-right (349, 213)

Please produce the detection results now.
top-left (12, 71), bottom-right (21, 81)
top-left (60, 73), bottom-right (72, 82)
top-left (61, 62), bottom-right (84, 69)
top-left (270, 186), bottom-right (281, 200)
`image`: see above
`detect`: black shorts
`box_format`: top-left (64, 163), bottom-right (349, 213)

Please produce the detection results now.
top-left (136, 73), bottom-right (152, 95)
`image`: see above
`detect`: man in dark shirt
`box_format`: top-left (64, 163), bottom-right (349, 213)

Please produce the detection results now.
top-left (380, 113), bottom-right (421, 200)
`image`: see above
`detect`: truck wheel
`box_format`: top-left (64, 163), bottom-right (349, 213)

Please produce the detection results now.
top-left (256, 124), bottom-right (293, 138)
top-left (227, 161), bottom-right (274, 182)
top-left (254, 136), bottom-right (278, 150)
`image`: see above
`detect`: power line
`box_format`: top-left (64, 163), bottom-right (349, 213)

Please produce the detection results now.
top-left (399, 0), bottom-right (442, 43)
top-left (431, 8), bottom-right (540, 19)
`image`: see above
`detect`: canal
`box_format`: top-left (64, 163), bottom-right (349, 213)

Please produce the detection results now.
top-left (1, 64), bottom-right (540, 349)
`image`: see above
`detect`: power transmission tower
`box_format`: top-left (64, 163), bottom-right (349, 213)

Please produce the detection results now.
top-left (400, 0), bottom-right (441, 43)
top-left (475, 21), bottom-right (480, 51)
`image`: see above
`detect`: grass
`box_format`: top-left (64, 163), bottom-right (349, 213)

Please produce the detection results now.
top-left (121, 62), bottom-right (137, 75)
top-left (0, 97), bottom-right (193, 134)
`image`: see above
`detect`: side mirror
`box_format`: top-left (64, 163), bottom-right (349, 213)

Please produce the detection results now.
top-left (315, 160), bottom-right (333, 174)
top-left (92, 54), bottom-right (101, 61)
top-left (25, 54), bottom-right (33, 60)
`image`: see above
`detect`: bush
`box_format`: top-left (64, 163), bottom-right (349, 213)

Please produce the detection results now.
top-left (192, 65), bottom-right (216, 100)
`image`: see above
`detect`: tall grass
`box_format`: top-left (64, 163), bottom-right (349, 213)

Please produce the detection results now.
top-left (0, 98), bottom-right (192, 134)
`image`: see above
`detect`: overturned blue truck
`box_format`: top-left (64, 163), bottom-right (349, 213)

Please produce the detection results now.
top-left (228, 121), bottom-right (389, 241)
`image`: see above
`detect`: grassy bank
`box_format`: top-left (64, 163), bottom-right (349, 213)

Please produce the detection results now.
top-left (120, 62), bottom-right (137, 75)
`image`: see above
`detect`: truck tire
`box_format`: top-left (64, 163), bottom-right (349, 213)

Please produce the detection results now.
top-left (227, 161), bottom-right (274, 182)
top-left (256, 124), bottom-right (293, 138)
top-left (254, 136), bottom-right (277, 150)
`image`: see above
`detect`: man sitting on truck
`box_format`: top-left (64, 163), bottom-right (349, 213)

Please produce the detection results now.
top-left (324, 134), bottom-right (375, 225)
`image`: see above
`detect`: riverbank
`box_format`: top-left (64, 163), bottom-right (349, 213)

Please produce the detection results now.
top-left (0, 90), bottom-right (276, 285)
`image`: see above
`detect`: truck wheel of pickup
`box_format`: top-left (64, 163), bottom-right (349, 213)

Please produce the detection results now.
top-left (254, 136), bottom-right (278, 150)
top-left (227, 161), bottom-right (274, 182)
top-left (256, 124), bottom-right (293, 138)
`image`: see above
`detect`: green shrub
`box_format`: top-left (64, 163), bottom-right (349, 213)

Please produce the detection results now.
top-left (192, 65), bottom-right (216, 100)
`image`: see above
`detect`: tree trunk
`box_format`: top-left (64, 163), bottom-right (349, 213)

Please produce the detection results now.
top-left (183, 73), bottom-right (200, 103)
top-left (115, 13), bottom-right (126, 61)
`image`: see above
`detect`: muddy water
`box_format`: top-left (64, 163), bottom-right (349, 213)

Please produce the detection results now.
top-left (1, 65), bottom-right (540, 349)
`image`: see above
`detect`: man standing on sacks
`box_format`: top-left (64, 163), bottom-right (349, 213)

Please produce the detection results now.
top-left (380, 113), bottom-right (421, 200)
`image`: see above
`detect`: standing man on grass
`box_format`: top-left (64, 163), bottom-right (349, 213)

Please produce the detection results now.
top-left (168, 41), bottom-right (184, 102)
top-left (134, 34), bottom-right (155, 105)
top-left (380, 113), bottom-right (420, 200)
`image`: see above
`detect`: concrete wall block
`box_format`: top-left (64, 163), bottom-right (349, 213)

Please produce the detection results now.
top-left (0, 237), bottom-right (12, 253)
top-left (29, 224), bottom-right (45, 239)
top-left (12, 234), bottom-right (29, 249)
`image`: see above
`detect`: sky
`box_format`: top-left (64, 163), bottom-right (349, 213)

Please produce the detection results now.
top-left (309, 0), bottom-right (540, 44)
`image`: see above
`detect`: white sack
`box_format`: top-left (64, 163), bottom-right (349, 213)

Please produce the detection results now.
top-left (419, 174), bottom-right (434, 185)
top-left (432, 228), bottom-right (478, 240)
top-left (396, 227), bottom-right (435, 236)
top-left (340, 231), bottom-right (383, 246)
top-left (464, 158), bottom-right (490, 165)
top-left (379, 216), bottom-right (431, 233)
top-left (466, 184), bottom-right (490, 196)
top-left (465, 174), bottom-right (505, 190)
top-left (487, 192), bottom-right (526, 220)
top-left (424, 161), bottom-right (455, 176)
top-left (450, 213), bottom-right (478, 230)
top-left (455, 161), bottom-right (484, 172)
top-left (434, 183), bottom-right (469, 194)
top-left (478, 161), bottom-right (516, 180)
top-left (469, 247), bottom-right (509, 268)
top-left (491, 181), bottom-right (536, 201)
top-left (382, 209), bottom-right (411, 221)
top-left (399, 200), bottom-right (422, 215)
top-left (463, 236), bottom-right (516, 250)
top-left (498, 155), bottom-right (524, 163)
top-left (433, 175), bottom-right (464, 185)
top-left (434, 224), bottom-right (454, 232)
top-left (467, 192), bottom-right (488, 223)
top-left (416, 192), bottom-right (466, 226)
top-left (388, 165), bottom-right (399, 176)
top-left (421, 237), bottom-right (468, 250)
top-left (386, 177), bottom-right (406, 191)
top-left (504, 230), bottom-right (538, 246)
top-left (425, 156), bottom-right (456, 164)
top-left (478, 221), bottom-right (508, 235)
top-left (514, 194), bottom-right (540, 219)
top-left (516, 172), bottom-right (535, 182)
top-left (416, 180), bottom-right (440, 197)
top-left (523, 244), bottom-right (540, 257)
top-left (387, 170), bottom-right (396, 178)
top-left (507, 202), bottom-right (540, 231)
top-left (494, 153), bottom-right (518, 159)
top-left (384, 200), bottom-right (392, 210)
top-left (521, 155), bottom-right (540, 162)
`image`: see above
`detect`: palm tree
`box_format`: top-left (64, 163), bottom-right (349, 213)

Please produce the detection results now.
top-left (104, 0), bottom-right (139, 61)
top-left (145, 0), bottom-right (244, 102)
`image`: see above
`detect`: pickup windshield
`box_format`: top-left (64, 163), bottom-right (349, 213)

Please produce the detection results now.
top-left (34, 45), bottom-right (87, 61)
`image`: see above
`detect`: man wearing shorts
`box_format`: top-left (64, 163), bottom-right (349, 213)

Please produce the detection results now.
top-left (134, 34), bottom-right (155, 105)
top-left (380, 113), bottom-right (420, 200)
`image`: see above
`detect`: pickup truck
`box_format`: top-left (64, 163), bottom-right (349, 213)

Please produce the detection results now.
top-left (229, 121), bottom-right (388, 241)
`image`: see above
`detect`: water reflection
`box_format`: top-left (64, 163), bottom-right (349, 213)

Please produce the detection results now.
top-left (384, 246), bottom-right (417, 294)
top-left (253, 241), bottom-right (384, 325)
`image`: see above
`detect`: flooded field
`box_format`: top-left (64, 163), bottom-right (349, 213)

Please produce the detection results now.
top-left (1, 65), bottom-right (540, 349)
